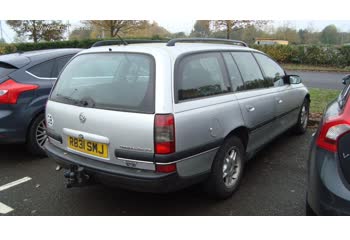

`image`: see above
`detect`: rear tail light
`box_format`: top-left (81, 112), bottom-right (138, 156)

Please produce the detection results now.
top-left (0, 79), bottom-right (38, 104)
top-left (154, 114), bottom-right (175, 154)
top-left (156, 163), bottom-right (177, 173)
top-left (317, 121), bottom-right (350, 152)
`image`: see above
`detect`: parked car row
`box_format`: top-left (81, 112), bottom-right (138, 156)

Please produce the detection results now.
top-left (1, 38), bottom-right (350, 215)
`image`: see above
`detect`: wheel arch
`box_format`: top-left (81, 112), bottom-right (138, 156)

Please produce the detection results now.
top-left (224, 126), bottom-right (249, 151)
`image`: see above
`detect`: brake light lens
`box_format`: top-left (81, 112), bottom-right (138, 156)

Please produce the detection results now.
top-left (317, 122), bottom-right (350, 152)
top-left (156, 163), bottom-right (177, 173)
top-left (0, 79), bottom-right (38, 104)
top-left (154, 114), bottom-right (175, 154)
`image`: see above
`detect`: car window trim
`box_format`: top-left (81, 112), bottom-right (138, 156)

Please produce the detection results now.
top-left (25, 70), bottom-right (57, 80)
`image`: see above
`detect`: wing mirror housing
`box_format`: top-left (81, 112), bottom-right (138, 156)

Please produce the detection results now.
top-left (283, 75), bottom-right (302, 85)
top-left (342, 74), bottom-right (350, 85)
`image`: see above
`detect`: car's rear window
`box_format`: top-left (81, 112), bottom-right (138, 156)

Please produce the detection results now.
top-left (50, 53), bottom-right (155, 113)
top-left (0, 62), bottom-right (17, 78)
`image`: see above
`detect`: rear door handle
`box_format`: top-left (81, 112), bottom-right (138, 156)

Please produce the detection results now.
top-left (246, 105), bottom-right (255, 112)
top-left (277, 99), bottom-right (283, 104)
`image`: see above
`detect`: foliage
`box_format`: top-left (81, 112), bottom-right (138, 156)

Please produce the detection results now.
top-left (85, 20), bottom-right (147, 38)
top-left (211, 20), bottom-right (269, 39)
top-left (320, 25), bottom-right (338, 45)
top-left (6, 20), bottom-right (68, 43)
top-left (190, 20), bottom-right (211, 37)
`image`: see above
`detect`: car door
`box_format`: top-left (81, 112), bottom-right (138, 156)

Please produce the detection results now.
top-left (228, 51), bottom-right (278, 153)
top-left (253, 52), bottom-right (301, 133)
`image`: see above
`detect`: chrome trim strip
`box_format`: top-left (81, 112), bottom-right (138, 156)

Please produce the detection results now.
top-left (26, 71), bottom-right (57, 80)
top-left (155, 147), bottom-right (219, 165)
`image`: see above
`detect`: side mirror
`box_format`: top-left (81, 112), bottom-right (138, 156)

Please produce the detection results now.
top-left (342, 74), bottom-right (350, 85)
top-left (283, 75), bottom-right (302, 85)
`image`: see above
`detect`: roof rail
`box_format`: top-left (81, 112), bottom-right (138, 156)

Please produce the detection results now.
top-left (166, 38), bottom-right (248, 47)
top-left (91, 39), bottom-right (168, 48)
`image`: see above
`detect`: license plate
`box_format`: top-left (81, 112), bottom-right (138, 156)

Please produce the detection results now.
top-left (67, 136), bottom-right (108, 159)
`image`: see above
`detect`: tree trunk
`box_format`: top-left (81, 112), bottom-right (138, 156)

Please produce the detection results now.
top-left (32, 20), bottom-right (38, 43)
top-left (226, 21), bottom-right (231, 39)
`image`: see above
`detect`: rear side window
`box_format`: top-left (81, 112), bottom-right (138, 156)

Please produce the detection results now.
top-left (176, 52), bottom-right (229, 101)
top-left (254, 53), bottom-right (285, 87)
top-left (51, 55), bottom-right (74, 78)
top-left (51, 53), bottom-right (155, 113)
top-left (0, 62), bottom-right (17, 78)
top-left (231, 52), bottom-right (272, 90)
top-left (28, 59), bottom-right (55, 78)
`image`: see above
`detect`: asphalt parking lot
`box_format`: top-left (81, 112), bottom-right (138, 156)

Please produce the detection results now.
top-left (0, 129), bottom-right (313, 216)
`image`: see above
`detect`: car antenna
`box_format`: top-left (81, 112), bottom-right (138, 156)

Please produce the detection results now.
top-left (116, 33), bottom-right (128, 46)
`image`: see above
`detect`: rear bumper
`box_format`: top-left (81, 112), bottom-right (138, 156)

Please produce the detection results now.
top-left (45, 140), bottom-right (208, 193)
top-left (307, 133), bottom-right (350, 215)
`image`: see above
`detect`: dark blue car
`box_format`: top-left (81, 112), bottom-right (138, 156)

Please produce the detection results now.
top-left (0, 48), bottom-right (81, 156)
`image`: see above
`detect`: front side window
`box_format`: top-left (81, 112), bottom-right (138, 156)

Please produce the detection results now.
top-left (176, 52), bottom-right (229, 101)
top-left (254, 53), bottom-right (285, 87)
top-left (51, 53), bottom-right (155, 113)
top-left (231, 51), bottom-right (272, 90)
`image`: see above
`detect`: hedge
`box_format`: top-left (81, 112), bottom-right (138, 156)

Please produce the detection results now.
top-left (0, 36), bottom-right (166, 54)
top-left (253, 44), bottom-right (350, 67)
top-left (1, 39), bottom-right (350, 68)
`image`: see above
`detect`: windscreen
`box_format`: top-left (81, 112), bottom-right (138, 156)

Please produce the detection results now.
top-left (0, 62), bottom-right (17, 78)
top-left (50, 53), bottom-right (155, 113)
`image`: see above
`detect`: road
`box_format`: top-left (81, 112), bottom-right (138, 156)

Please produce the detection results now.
top-left (287, 70), bottom-right (347, 90)
top-left (0, 130), bottom-right (312, 216)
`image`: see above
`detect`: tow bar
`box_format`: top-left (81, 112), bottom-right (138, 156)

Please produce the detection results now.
top-left (64, 166), bottom-right (92, 188)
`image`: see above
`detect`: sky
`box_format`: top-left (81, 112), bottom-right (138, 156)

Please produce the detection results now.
top-left (1, 20), bottom-right (350, 43)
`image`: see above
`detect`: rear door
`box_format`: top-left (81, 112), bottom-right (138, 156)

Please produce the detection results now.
top-left (229, 51), bottom-right (278, 153)
top-left (46, 52), bottom-right (156, 168)
top-left (253, 52), bottom-right (301, 133)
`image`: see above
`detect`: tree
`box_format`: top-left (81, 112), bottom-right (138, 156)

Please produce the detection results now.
top-left (211, 20), bottom-right (269, 39)
top-left (86, 20), bottom-right (147, 38)
top-left (6, 20), bottom-right (68, 43)
top-left (190, 20), bottom-right (211, 37)
top-left (320, 25), bottom-right (339, 44)
top-left (274, 26), bottom-right (300, 44)
top-left (69, 27), bottom-right (92, 40)
top-left (172, 32), bottom-right (187, 38)
top-left (125, 21), bottom-right (170, 39)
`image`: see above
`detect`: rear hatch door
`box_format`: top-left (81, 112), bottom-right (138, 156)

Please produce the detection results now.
top-left (46, 52), bottom-right (156, 169)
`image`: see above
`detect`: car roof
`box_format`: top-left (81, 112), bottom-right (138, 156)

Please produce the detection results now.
top-left (0, 48), bottom-right (82, 68)
top-left (80, 43), bottom-right (262, 60)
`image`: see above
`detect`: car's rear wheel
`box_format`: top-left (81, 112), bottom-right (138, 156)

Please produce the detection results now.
top-left (26, 113), bottom-right (47, 157)
top-left (306, 200), bottom-right (316, 216)
top-left (204, 135), bottom-right (245, 199)
top-left (293, 98), bottom-right (310, 135)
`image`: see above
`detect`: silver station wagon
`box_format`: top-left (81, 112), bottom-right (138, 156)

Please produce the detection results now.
top-left (45, 38), bottom-right (310, 199)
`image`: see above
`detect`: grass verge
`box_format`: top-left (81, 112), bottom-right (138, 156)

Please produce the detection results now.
top-left (282, 64), bottom-right (350, 73)
top-left (309, 88), bottom-right (340, 113)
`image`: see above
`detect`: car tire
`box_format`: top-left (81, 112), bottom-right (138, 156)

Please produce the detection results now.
top-left (293, 98), bottom-right (310, 135)
top-left (26, 113), bottom-right (47, 157)
top-left (306, 200), bottom-right (317, 216)
top-left (204, 135), bottom-right (245, 200)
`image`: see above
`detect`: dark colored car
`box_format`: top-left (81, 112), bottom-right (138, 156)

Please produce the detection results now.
top-left (0, 49), bottom-right (81, 156)
top-left (307, 74), bottom-right (350, 215)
